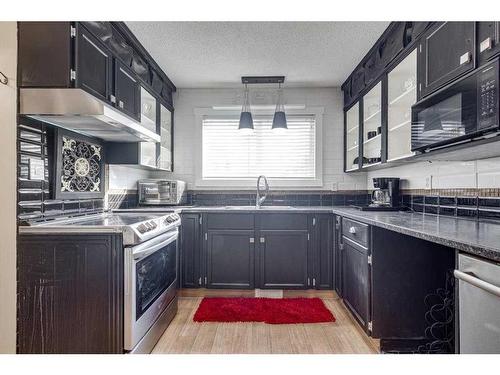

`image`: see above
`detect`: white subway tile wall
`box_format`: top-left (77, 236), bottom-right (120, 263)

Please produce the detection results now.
top-left (154, 87), bottom-right (367, 191)
top-left (108, 165), bottom-right (158, 190)
top-left (367, 157), bottom-right (500, 191)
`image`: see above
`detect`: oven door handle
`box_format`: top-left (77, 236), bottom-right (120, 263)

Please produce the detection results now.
top-left (130, 230), bottom-right (178, 260)
top-left (454, 270), bottom-right (500, 298)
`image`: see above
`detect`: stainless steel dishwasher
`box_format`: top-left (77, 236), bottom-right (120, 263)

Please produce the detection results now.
top-left (454, 254), bottom-right (500, 353)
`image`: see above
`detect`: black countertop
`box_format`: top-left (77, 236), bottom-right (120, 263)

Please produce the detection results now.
top-left (114, 205), bottom-right (500, 262)
top-left (332, 207), bottom-right (500, 263)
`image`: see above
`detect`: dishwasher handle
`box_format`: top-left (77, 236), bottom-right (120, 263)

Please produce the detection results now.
top-left (454, 270), bottom-right (500, 298)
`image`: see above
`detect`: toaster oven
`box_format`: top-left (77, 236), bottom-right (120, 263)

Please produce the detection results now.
top-left (138, 179), bottom-right (186, 205)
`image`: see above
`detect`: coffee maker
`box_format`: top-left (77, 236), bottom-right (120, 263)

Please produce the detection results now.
top-left (356, 177), bottom-right (405, 211)
top-left (371, 177), bottom-right (400, 206)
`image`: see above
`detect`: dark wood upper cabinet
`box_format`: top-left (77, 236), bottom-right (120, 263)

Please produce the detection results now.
top-left (342, 22), bottom-right (433, 108)
top-left (417, 22), bottom-right (476, 99)
top-left (477, 22), bottom-right (500, 65)
top-left (206, 230), bottom-right (255, 289)
top-left (18, 22), bottom-right (175, 108)
top-left (18, 22), bottom-right (73, 88)
top-left (114, 60), bottom-right (141, 121)
top-left (75, 24), bottom-right (113, 103)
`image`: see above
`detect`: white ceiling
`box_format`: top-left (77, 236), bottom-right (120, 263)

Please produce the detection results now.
top-left (126, 22), bottom-right (389, 89)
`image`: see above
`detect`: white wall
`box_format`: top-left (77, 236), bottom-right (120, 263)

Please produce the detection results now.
top-left (0, 21), bottom-right (18, 353)
top-left (108, 165), bottom-right (158, 191)
top-left (367, 157), bottom-right (500, 191)
top-left (161, 87), bottom-right (366, 191)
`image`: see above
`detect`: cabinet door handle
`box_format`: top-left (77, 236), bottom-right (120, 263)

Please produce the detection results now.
top-left (349, 226), bottom-right (356, 234)
top-left (119, 100), bottom-right (124, 109)
top-left (260, 237), bottom-right (265, 243)
top-left (249, 237), bottom-right (255, 243)
top-left (110, 94), bottom-right (116, 104)
top-left (480, 37), bottom-right (493, 53)
top-left (459, 52), bottom-right (471, 65)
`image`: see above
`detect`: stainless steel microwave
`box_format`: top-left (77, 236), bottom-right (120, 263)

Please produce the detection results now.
top-left (138, 179), bottom-right (186, 205)
top-left (411, 59), bottom-right (499, 152)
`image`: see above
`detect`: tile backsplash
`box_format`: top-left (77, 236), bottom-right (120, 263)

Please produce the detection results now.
top-left (401, 188), bottom-right (500, 220)
top-left (17, 117), bottom-right (104, 222)
top-left (107, 190), bottom-right (371, 209)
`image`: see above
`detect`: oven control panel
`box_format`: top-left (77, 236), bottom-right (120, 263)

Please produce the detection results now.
top-left (135, 213), bottom-right (180, 235)
top-left (478, 63), bottom-right (499, 130)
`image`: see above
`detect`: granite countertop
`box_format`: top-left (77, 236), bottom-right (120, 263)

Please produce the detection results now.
top-left (332, 207), bottom-right (500, 263)
top-left (115, 205), bottom-right (500, 262)
top-left (115, 206), bottom-right (335, 213)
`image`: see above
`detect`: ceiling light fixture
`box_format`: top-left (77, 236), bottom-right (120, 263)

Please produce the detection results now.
top-left (272, 82), bottom-right (287, 131)
top-left (239, 76), bottom-right (286, 132)
top-left (238, 83), bottom-right (254, 132)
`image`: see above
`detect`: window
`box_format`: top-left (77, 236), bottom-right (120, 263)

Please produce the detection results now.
top-left (196, 108), bottom-right (323, 187)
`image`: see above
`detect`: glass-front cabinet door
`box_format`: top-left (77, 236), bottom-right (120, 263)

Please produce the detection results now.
top-left (140, 87), bottom-right (157, 133)
top-left (159, 104), bottom-right (173, 171)
top-left (387, 49), bottom-right (417, 161)
top-left (362, 82), bottom-right (382, 167)
top-left (345, 103), bottom-right (360, 171)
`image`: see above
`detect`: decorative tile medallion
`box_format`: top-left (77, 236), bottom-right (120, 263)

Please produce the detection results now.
top-left (61, 136), bottom-right (102, 193)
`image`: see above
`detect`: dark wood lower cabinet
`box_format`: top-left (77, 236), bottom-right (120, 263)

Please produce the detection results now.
top-left (17, 234), bottom-right (123, 354)
top-left (206, 230), bottom-right (255, 289)
top-left (370, 227), bottom-right (455, 346)
top-left (179, 212), bottom-right (334, 290)
top-left (341, 237), bottom-right (371, 330)
top-left (312, 214), bottom-right (334, 289)
top-left (258, 230), bottom-right (309, 289)
top-left (180, 214), bottom-right (202, 288)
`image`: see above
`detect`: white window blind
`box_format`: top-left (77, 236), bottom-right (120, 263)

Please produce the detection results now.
top-left (202, 114), bottom-right (316, 180)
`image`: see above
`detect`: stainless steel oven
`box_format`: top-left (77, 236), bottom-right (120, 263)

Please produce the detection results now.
top-left (124, 228), bottom-right (179, 352)
top-left (411, 59), bottom-right (499, 152)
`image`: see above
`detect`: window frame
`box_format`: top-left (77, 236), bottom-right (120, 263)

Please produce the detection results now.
top-left (194, 106), bottom-right (324, 188)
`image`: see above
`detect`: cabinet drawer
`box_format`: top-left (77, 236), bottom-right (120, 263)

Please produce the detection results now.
top-left (258, 213), bottom-right (308, 230)
top-left (206, 213), bottom-right (254, 230)
top-left (342, 218), bottom-right (369, 247)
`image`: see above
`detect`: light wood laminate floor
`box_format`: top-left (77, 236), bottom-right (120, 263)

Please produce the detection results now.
top-left (152, 289), bottom-right (379, 354)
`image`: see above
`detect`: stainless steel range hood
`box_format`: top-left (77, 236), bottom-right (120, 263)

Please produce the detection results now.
top-left (20, 88), bottom-right (161, 143)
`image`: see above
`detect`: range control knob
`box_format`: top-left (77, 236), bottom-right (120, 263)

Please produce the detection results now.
top-left (137, 224), bottom-right (147, 234)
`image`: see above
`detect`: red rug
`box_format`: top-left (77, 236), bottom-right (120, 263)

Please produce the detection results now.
top-left (193, 297), bottom-right (335, 324)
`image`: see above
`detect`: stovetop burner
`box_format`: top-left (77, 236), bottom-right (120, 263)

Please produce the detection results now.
top-left (20, 212), bottom-right (181, 245)
top-left (62, 213), bottom-right (168, 227)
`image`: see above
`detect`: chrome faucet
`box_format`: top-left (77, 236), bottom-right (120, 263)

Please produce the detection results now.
top-left (256, 175), bottom-right (269, 208)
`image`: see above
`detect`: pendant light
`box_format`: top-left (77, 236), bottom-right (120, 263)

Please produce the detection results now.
top-left (272, 82), bottom-right (287, 131)
top-left (238, 83), bottom-right (254, 132)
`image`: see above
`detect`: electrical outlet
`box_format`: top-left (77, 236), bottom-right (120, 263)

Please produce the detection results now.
top-left (425, 175), bottom-right (432, 190)
top-left (331, 182), bottom-right (338, 191)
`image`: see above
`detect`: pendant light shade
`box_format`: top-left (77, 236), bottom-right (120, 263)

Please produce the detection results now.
top-left (238, 84), bottom-right (253, 131)
top-left (272, 83), bottom-right (287, 130)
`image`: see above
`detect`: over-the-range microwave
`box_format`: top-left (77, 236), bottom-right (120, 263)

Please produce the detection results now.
top-left (411, 58), bottom-right (499, 152)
